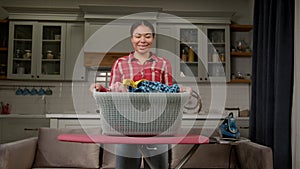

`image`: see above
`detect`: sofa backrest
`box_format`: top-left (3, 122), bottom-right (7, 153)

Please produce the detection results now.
top-left (33, 127), bottom-right (101, 169)
top-left (0, 137), bottom-right (38, 169)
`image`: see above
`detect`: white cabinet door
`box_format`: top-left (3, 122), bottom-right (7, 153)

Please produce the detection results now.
top-left (8, 21), bottom-right (38, 79)
top-left (156, 23), bottom-right (180, 81)
top-left (8, 21), bottom-right (66, 80)
top-left (38, 22), bottom-right (66, 80)
top-left (65, 22), bottom-right (85, 81)
top-left (84, 22), bottom-right (134, 53)
top-left (202, 25), bottom-right (230, 82)
top-left (157, 23), bottom-right (208, 83)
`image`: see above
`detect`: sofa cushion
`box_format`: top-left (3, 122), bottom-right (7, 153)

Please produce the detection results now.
top-left (170, 144), bottom-right (237, 169)
top-left (0, 137), bottom-right (38, 169)
top-left (33, 127), bottom-right (101, 168)
top-left (236, 141), bottom-right (273, 169)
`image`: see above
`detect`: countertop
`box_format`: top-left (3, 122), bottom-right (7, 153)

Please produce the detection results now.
top-left (0, 114), bottom-right (46, 118)
top-left (45, 113), bottom-right (249, 120)
top-left (0, 113), bottom-right (249, 120)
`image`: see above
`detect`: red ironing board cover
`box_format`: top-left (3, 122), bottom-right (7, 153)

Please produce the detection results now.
top-left (58, 134), bottom-right (210, 144)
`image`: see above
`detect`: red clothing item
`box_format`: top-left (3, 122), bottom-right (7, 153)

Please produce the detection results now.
top-left (109, 52), bottom-right (173, 86)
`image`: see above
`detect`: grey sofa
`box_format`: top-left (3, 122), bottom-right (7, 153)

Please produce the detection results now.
top-left (0, 128), bottom-right (273, 169)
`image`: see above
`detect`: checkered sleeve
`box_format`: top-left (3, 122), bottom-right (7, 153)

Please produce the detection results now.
top-left (109, 59), bottom-right (122, 86)
top-left (163, 58), bottom-right (173, 86)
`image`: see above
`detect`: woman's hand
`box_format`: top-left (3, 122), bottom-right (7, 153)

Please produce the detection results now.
top-left (89, 83), bottom-right (107, 94)
top-left (109, 82), bottom-right (128, 92)
top-left (180, 86), bottom-right (193, 95)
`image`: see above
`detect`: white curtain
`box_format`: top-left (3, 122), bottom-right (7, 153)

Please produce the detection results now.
top-left (292, 0), bottom-right (300, 168)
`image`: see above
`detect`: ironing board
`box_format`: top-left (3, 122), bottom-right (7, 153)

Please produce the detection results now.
top-left (58, 134), bottom-right (212, 169)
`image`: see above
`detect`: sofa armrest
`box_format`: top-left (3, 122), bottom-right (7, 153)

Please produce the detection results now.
top-left (0, 137), bottom-right (38, 169)
top-left (236, 141), bottom-right (273, 169)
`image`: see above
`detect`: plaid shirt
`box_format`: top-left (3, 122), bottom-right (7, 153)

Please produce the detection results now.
top-left (109, 52), bottom-right (173, 86)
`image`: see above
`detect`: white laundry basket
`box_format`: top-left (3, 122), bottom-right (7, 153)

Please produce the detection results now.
top-left (94, 92), bottom-right (190, 136)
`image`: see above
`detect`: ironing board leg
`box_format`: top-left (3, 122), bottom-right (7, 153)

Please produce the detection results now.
top-left (137, 145), bottom-right (157, 169)
top-left (174, 144), bottom-right (200, 169)
top-left (138, 144), bottom-right (200, 169)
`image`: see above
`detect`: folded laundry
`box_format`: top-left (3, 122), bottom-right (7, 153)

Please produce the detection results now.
top-left (123, 79), bottom-right (180, 93)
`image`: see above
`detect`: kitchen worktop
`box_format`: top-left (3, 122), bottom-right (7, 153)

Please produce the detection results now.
top-left (45, 113), bottom-right (249, 120)
top-left (0, 113), bottom-right (249, 120)
top-left (0, 114), bottom-right (46, 118)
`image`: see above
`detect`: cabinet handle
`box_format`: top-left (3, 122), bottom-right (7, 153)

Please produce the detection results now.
top-left (37, 75), bottom-right (39, 78)
top-left (239, 126), bottom-right (249, 129)
top-left (31, 75), bottom-right (34, 78)
top-left (24, 128), bottom-right (39, 131)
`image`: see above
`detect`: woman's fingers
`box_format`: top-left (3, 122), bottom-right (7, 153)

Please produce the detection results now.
top-left (109, 82), bottom-right (128, 92)
top-left (89, 83), bottom-right (106, 94)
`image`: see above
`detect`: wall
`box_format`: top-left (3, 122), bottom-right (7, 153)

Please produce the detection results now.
top-left (0, 0), bottom-right (253, 115)
top-left (0, 0), bottom-right (253, 24)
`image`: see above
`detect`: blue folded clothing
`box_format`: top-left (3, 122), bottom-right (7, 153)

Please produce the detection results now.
top-left (128, 81), bottom-right (180, 93)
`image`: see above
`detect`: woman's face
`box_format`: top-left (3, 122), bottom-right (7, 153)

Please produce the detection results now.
top-left (131, 25), bottom-right (154, 54)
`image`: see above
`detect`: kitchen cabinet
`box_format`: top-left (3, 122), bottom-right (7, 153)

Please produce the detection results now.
top-left (65, 22), bottom-right (85, 81)
top-left (203, 25), bottom-right (230, 82)
top-left (229, 24), bottom-right (253, 83)
top-left (157, 23), bottom-right (230, 83)
top-left (0, 19), bottom-right (8, 79)
top-left (47, 114), bottom-right (249, 138)
top-left (50, 119), bottom-right (101, 129)
top-left (84, 21), bottom-right (134, 53)
top-left (7, 21), bottom-right (66, 80)
top-left (0, 118), bottom-right (50, 144)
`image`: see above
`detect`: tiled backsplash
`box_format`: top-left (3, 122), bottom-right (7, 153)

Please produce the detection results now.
top-left (0, 80), bottom-right (250, 115)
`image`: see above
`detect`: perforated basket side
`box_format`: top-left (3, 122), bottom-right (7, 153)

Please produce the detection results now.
top-left (94, 92), bottom-right (189, 136)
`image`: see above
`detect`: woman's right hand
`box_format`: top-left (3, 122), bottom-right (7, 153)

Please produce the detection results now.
top-left (89, 83), bottom-right (107, 94)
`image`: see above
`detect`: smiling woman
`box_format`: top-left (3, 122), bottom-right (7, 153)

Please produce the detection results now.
top-left (88, 20), bottom-right (193, 169)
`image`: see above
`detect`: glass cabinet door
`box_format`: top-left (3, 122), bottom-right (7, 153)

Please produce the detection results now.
top-left (38, 23), bottom-right (65, 79)
top-left (8, 21), bottom-right (65, 80)
top-left (205, 26), bottom-right (230, 82)
top-left (8, 22), bottom-right (36, 78)
top-left (179, 28), bottom-right (198, 77)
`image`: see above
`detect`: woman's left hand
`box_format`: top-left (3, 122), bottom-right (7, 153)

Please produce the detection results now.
top-left (180, 86), bottom-right (193, 95)
top-left (109, 82), bottom-right (128, 92)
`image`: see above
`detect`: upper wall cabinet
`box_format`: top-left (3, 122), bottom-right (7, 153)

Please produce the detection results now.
top-left (65, 22), bottom-right (85, 81)
top-left (203, 25), bottom-right (230, 82)
top-left (156, 11), bottom-right (232, 83)
top-left (156, 23), bottom-right (230, 83)
top-left (8, 21), bottom-right (66, 80)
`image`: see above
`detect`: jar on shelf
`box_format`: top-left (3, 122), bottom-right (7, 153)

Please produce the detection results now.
top-left (23, 50), bottom-right (31, 59)
top-left (46, 50), bottom-right (54, 59)
top-left (236, 40), bottom-right (247, 52)
top-left (188, 46), bottom-right (194, 62)
top-left (219, 53), bottom-right (225, 62)
top-left (181, 49), bottom-right (187, 61)
top-left (15, 49), bottom-right (21, 58)
top-left (212, 49), bottom-right (219, 62)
